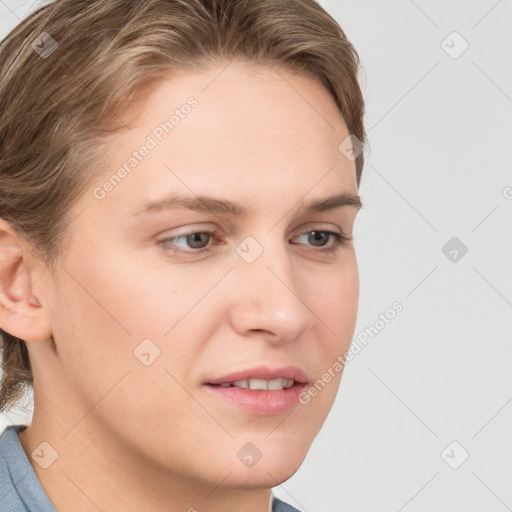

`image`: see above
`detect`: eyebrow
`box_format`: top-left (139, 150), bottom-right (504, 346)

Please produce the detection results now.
top-left (134, 191), bottom-right (362, 217)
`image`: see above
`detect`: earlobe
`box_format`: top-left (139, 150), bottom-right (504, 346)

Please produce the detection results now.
top-left (0, 219), bottom-right (53, 343)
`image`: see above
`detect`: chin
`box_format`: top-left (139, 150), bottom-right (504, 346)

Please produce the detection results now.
top-left (217, 437), bottom-right (311, 489)
top-left (224, 456), bottom-right (306, 489)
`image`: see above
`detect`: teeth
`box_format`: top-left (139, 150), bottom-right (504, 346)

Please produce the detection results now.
top-left (267, 378), bottom-right (283, 390)
top-left (233, 380), bottom-right (249, 388)
top-left (218, 378), bottom-right (295, 390)
top-left (249, 378), bottom-right (268, 390)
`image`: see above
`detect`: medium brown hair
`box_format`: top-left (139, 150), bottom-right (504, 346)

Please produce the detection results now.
top-left (0, 0), bottom-right (365, 412)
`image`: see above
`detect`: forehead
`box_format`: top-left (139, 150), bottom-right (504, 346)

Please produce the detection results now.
top-left (79, 60), bottom-right (357, 220)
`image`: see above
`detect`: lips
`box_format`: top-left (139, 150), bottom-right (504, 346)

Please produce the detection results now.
top-left (205, 365), bottom-right (308, 386)
top-left (203, 365), bottom-right (308, 416)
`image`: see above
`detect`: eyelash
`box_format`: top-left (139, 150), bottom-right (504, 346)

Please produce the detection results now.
top-left (159, 229), bottom-right (352, 256)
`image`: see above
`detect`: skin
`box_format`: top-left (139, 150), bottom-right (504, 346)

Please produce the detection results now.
top-left (0, 60), bottom-right (361, 512)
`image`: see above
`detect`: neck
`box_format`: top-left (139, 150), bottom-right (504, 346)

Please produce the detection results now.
top-left (18, 417), bottom-right (274, 512)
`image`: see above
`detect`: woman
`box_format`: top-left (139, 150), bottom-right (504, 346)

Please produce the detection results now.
top-left (0, 1), bottom-right (366, 510)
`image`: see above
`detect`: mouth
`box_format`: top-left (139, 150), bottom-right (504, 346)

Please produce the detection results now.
top-left (203, 366), bottom-right (308, 416)
top-left (210, 377), bottom-right (296, 390)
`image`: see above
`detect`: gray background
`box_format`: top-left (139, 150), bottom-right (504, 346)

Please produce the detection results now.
top-left (1, 1), bottom-right (511, 511)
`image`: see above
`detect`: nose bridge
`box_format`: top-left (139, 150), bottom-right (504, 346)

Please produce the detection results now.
top-left (228, 233), bottom-right (313, 340)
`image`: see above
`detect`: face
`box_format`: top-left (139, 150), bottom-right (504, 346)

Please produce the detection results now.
top-left (33, 60), bottom-right (361, 488)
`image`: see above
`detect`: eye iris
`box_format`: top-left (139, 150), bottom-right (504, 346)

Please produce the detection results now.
top-left (308, 231), bottom-right (329, 247)
top-left (187, 232), bottom-right (210, 249)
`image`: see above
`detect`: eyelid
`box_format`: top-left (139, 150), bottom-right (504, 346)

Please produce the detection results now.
top-left (158, 221), bottom-right (344, 242)
top-left (157, 222), bottom-right (351, 257)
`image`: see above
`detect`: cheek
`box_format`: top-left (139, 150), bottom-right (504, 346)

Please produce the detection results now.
top-left (49, 259), bottom-right (214, 456)
top-left (50, 239), bottom-right (224, 396)
top-left (290, 253), bottom-right (359, 418)
top-left (314, 254), bottom-right (359, 346)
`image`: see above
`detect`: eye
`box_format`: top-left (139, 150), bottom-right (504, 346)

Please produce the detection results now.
top-left (160, 231), bottom-right (216, 254)
top-left (158, 228), bottom-right (352, 256)
top-left (292, 229), bottom-right (351, 253)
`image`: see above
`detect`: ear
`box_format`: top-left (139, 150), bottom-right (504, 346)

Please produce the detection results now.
top-left (0, 218), bottom-right (53, 343)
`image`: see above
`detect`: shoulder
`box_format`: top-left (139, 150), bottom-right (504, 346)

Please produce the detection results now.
top-left (0, 424), bottom-right (56, 512)
top-left (272, 495), bottom-right (302, 512)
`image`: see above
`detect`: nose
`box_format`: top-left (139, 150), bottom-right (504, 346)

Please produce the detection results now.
top-left (227, 238), bottom-right (314, 345)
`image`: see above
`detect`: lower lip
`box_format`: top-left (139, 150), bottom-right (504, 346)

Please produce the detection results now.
top-left (203, 383), bottom-right (307, 416)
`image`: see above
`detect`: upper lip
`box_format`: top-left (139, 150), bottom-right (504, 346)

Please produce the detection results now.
top-left (206, 365), bottom-right (308, 385)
